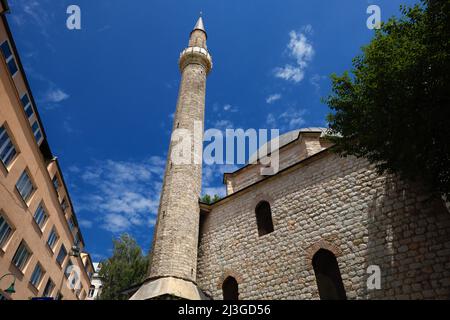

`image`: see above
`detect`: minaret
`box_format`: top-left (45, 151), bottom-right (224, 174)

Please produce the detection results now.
top-left (131, 17), bottom-right (212, 300)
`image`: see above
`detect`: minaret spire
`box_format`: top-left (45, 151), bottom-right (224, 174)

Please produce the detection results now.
top-left (131, 17), bottom-right (212, 300)
top-left (193, 16), bottom-right (206, 33)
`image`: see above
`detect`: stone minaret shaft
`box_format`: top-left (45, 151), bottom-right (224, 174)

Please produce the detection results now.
top-left (132, 17), bottom-right (212, 300)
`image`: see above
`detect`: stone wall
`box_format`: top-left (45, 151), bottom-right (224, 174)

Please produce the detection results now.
top-left (197, 151), bottom-right (450, 299)
top-left (148, 62), bottom-right (207, 282)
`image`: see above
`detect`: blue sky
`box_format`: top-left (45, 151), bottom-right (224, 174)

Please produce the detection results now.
top-left (6, 0), bottom-right (417, 261)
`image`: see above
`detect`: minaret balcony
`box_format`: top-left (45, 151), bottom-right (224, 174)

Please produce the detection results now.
top-left (179, 46), bottom-right (213, 74)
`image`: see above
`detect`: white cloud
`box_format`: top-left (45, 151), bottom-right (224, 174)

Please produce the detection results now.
top-left (10, 0), bottom-right (53, 39)
top-left (266, 108), bottom-right (307, 131)
top-left (78, 219), bottom-right (93, 229)
top-left (214, 119), bottom-right (234, 131)
top-left (63, 120), bottom-right (74, 133)
top-left (44, 89), bottom-right (70, 103)
top-left (74, 157), bottom-right (166, 234)
top-left (310, 74), bottom-right (327, 93)
top-left (266, 113), bottom-right (277, 127)
top-left (288, 30), bottom-right (315, 67)
top-left (103, 213), bottom-right (132, 233)
top-left (302, 24), bottom-right (314, 35)
top-left (266, 94), bottom-right (282, 104)
top-left (21, 68), bottom-right (68, 110)
top-left (68, 165), bottom-right (81, 173)
top-left (202, 163), bottom-right (238, 198)
top-left (275, 65), bottom-right (304, 82)
top-left (21, 0), bottom-right (49, 28)
top-left (62, 117), bottom-right (81, 134)
top-left (274, 28), bottom-right (315, 83)
top-left (223, 104), bottom-right (238, 112)
top-left (148, 218), bottom-right (157, 227)
top-left (212, 103), bottom-right (238, 113)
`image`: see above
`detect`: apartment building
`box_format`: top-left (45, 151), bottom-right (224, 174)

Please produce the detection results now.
top-left (86, 263), bottom-right (103, 300)
top-left (0, 0), bottom-right (94, 300)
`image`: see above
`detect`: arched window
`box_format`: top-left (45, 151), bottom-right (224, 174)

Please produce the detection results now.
top-left (255, 201), bottom-right (274, 236)
top-left (88, 285), bottom-right (95, 298)
top-left (312, 249), bottom-right (347, 300)
top-left (222, 276), bottom-right (239, 300)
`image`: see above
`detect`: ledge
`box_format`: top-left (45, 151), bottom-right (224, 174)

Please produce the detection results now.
top-left (130, 276), bottom-right (209, 300)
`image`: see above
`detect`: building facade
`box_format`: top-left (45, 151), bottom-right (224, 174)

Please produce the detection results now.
top-left (0, 1), bottom-right (93, 300)
top-left (197, 129), bottom-right (450, 299)
top-left (86, 263), bottom-right (103, 300)
top-left (133, 17), bottom-right (450, 300)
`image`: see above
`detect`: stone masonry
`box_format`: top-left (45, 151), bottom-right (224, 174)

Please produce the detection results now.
top-left (197, 146), bottom-right (450, 299)
top-left (147, 18), bottom-right (211, 283)
top-left (134, 17), bottom-right (450, 300)
top-left (131, 17), bottom-right (212, 300)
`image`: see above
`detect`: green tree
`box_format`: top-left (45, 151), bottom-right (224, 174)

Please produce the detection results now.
top-left (201, 194), bottom-right (221, 204)
top-left (326, 0), bottom-right (450, 198)
top-left (98, 234), bottom-right (148, 300)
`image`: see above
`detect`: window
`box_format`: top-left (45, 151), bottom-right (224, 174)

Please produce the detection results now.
top-left (88, 285), bottom-right (95, 298)
top-left (30, 263), bottom-right (44, 288)
top-left (0, 215), bottom-right (13, 249)
top-left (56, 245), bottom-right (67, 265)
top-left (20, 93), bottom-right (34, 119)
top-left (0, 40), bottom-right (18, 76)
top-left (61, 198), bottom-right (68, 212)
top-left (43, 278), bottom-right (55, 297)
top-left (0, 125), bottom-right (17, 168)
top-left (31, 121), bottom-right (43, 144)
top-left (47, 227), bottom-right (59, 250)
top-left (312, 249), bottom-right (347, 300)
top-left (68, 216), bottom-right (75, 232)
top-left (55, 292), bottom-right (63, 300)
top-left (33, 204), bottom-right (48, 230)
top-left (52, 175), bottom-right (60, 191)
top-left (19, 94), bottom-right (42, 145)
top-left (74, 232), bottom-right (80, 247)
top-left (12, 241), bottom-right (31, 271)
top-left (222, 276), bottom-right (239, 300)
top-left (16, 170), bottom-right (35, 203)
top-left (255, 201), bottom-right (274, 236)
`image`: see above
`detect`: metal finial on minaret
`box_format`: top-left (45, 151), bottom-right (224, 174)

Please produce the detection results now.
top-left (192, 15), bottom-right (206, 35)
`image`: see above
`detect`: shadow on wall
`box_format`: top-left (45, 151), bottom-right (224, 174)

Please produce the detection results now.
top-left (365, 176), bottom-right (450, 299)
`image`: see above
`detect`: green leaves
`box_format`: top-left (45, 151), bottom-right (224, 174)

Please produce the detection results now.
top-left (97, 234), bottom-right (148, 300)
top-left (201, 194), bottom-right (221, 204)
top-left (325, 0), bottom-right (450, 198)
